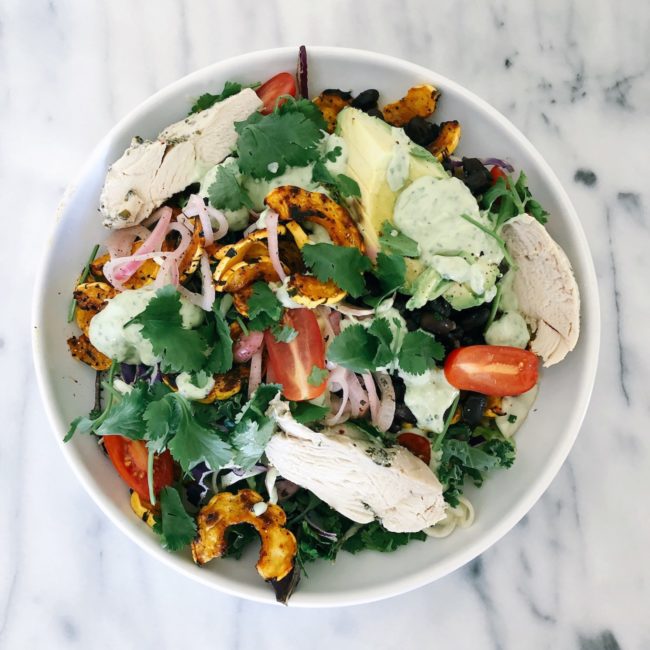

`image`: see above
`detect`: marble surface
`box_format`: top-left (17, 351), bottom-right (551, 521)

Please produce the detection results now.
top-left (2, 0), bottom-right (649, 647)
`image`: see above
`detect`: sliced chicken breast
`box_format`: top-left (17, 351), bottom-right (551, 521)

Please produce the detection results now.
top-left (501, 214), bottom-right (580, 366)
top-left (265, 399), bottom-right (447, 533)
top-left (100, 89), bottom-right (262, 229)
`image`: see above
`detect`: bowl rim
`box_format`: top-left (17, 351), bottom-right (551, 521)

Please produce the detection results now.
top-left (31, 45), bottom-right (600, 607)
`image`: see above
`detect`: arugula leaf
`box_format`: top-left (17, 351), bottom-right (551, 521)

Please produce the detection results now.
top-left (203, 300), bottom-right (234, 375)
top-left (95, 383), bottom-right (149, 440)
top-left (378, 222), bottom-right (419, 257)
top-left (482, 171), bottom-right (549, 227)
top-left (247, 282), bottom-right (283, 331)
top-left (235, 99), bottom-right (326, 180)
top-left (398, 330), bottom-right (444, 375)
top-left (207, 164), bottom-right (253, 212)
top-left (302, 243), bottom-right (371, 298)
top-left (230, 384), bottom-right (281, 469)
top-left (307, 365), bottom-right (328, 386)
top-left (189, 80), bottom-right (251, 114)
top-left (311, 161), bottom-right (361, 198)
top-left (289, 401), bottom-right (329, 424)
top-left (153, 486), bottom-right (197, 551)
top-left (269, 324), bottom-right (297, 343)
top-left (129, 286), bottom-right (207, 374)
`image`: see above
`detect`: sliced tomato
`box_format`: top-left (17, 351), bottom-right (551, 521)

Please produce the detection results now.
top-left (490, 165), bottom-right (509, 185)
top-left (103, 436), bottom-right (174, 501)
top-left (397, 432), bottom-right (431, 465)
top-left (256, 72), bottom-right (297, 114)
top-left (444, 345), bottom-right (539, 396)
top-left (264, 308), bottom-right (326, 401)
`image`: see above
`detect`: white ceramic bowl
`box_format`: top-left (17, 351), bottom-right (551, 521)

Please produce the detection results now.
top-left (32, 46), bottom-right (600, 607)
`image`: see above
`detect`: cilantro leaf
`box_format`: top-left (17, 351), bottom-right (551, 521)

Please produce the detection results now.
top-left (204, 300), bottom-right (234, 374)
top-left (327, 324), bottom-right (385, 373)
top-left (365, 252), bottom-right (406, 305)
top-left (95, 382), bottom-right (149, 440)
top-left (153, 486), bottom-right (197, 551)
top-left (143, 397), bottom-right (174, 453)
top-left (270, 324), bottom-right (297, 342)
top-left (323, 146), bottom-right (342, 162)
top-left (129, 286), bottom-right (207, 374)
top-left (311, 161), bottom-right (361, 198)
top-left (235, 100), bottom-right (326, 180)
top-left (378, 222), bottom-right (420, 257)
top-left (189, 80), bottom-right (251, 114)
top-left (302, 243), bottom-right (371, 298)
top-left (367, 318), bottom-right (395, 368)
top-left (165, 394), bottom-right (232, 472)
top-left (230, 384), bottom-right (281, 469)
top-left (307, 365), bottom-right (328, 386)
top-left (398, 330), bottom-right (444, 375)
top-left (289, 401), bottom-right (329, 424)
top-left (247, 282), bottom-right (283, 331)
top-left (207, 164), bottom-right (253, 212)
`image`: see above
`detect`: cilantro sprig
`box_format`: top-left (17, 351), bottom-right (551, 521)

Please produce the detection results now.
top-left (128, 287), bottom-right (233, 375)
top-left (327, 320), bottom-right (442, 375)
top-left (189, 80), bottom-right (259, 115)
top-left (378, 222), bottom-right (419, 257)
top-left (302, 243), bottom-right (372, 298)
top-left (207, 164), bottom-right (253, 212)
top-left (153, 486), bottom-right (197, 551)
top-left (311, 160), bottom-right (361, 199)
top-left (234, 98), bottom-right (327, 180)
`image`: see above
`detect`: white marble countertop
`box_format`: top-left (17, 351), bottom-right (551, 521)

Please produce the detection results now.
top-left (2, 0), bottom-right (649, 648)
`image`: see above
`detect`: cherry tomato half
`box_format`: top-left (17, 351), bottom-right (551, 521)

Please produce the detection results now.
top-left (264, 308), bottom-right (327, 401)
top-left (103, 436), bottom-right (174, 501)
top-left (444, 345), bottom-right (539, 396)
top-left (256, 72), bottom-right (297, 114)
top-left (490, 165), bottom-right (509, 185)
top-left (396, 432), bottom-right (432, 465)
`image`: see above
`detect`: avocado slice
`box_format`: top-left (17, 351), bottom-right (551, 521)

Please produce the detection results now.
top-left (337, 107), bottom-right (447, 251)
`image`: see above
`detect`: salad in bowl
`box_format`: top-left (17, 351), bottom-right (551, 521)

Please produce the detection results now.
top-left (62, 46), bottom-right (580, 603)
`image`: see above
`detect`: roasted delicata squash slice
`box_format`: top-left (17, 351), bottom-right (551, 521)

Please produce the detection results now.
top-left (199, 367), bottom-right (248, 404)
top-left (67, 334), bottom-right (112, 371)
top-left (313, 89), bottom-right (352, 133)
top-left (265, 186), bottom-right (365, 251)
top-left (428, 120), bottom-right (461, 160)
top-left (73, 282), bottom-right (117, 335)
top-left (284, 220), bottom-right (309, 249)
top-left (287, 274), bottom-right (347, 308)
top-left (178, 217), bottom-right (204, 280)
top-left (74, 281), bottom-right (117, 312)
top-left (192, 489), bottom-right (298, 590)
top-left (484, 396), bottom-right (505, 418)
top-left (245, 225), bottom-right (287, 241)
top-left (382, 84), bottom-right (441, 127)
top-left (232, 285), bottom-right (253, 317)
top-left (216, 257), bottom-right (288, 293)
top-left (130, 490), bottom-right (156, 527)
top-left (214, 240), bottom-right (269, 279)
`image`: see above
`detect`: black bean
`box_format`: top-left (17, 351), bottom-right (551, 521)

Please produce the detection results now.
top-left (430, 297), bottom-right (452, 318)
top-left (404, 117), bottom-right (440, 147)
top-left (366, 108), bottom-right (384, 120)
top-left (461, 158), bottom-right (492, 196)
top-left (419, 311), bottom-right (457, 335)
top-left (462, 393), bottom-right (487, 426)
top-left (322, 88), bottom-right (353, 100)
top-left (457, 306), bottom-right (490, 331)
top-left (351, 89), bottom-right (380, 111)
top-left (405, 316), bottom-right (420, 332)
top-left (394, 402), bottom-right (417, 425)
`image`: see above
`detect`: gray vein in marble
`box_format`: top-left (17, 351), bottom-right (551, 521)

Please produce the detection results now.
top-left (579, 630), bottom-right (623, 650)
top-left (466, 559), bottom-right (505, 650)
top-left (605, 206), bottom-right (630, 404)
